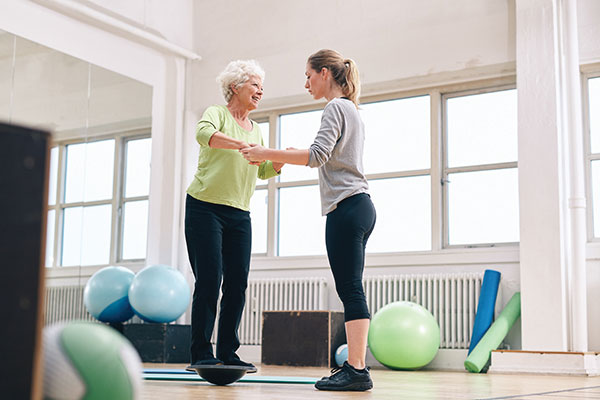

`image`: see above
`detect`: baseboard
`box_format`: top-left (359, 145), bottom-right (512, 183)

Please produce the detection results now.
top-left (489, 350), bottom-right (600, 376)
top-left (239, 345), bottom-right (469, 371)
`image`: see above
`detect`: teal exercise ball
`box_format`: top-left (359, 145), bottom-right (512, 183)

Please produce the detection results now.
top-left (83, 266), bottom-right (135, 323)
top-left (335, 344), bottom-right (348, 367)
top-left (43, 321), bottom-right (142, 400)
top-left (128, 264), bottom-right (191, 323)
top-left (368, 301), bottom-right (440, 370)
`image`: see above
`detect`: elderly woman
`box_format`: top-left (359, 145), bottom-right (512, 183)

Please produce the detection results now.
top-left (185, 60), bottom-right (282, 371)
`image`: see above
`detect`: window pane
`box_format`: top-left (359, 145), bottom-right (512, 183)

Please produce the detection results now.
top-left (279, 185), bottom-right (326, 256)
top-left (62, 205), bottom-right (111, 266)
top-left (250, 189), bottom-right (268, 254)
top-left (125, 137), bottom-right (151, 198)
top-left (257, 121), bottom-right (269, 147)
top-left (361, 96), bottom-right (430, 174)
top-left (448, 168), bottom-right (519, 245)
top-left (279, 110), bottom-right (322, 182)
top-left (48, 146), bottom-right (58, 206)
top-left (65, 140), bottom-right (115, 203)
top-left (592, 161), bottom-right (600, 238)
top-left (590, 77), bottom-right (600, 154)
top-left (122, 200), bottom-right (148, 260)
top-left (447, 89), bottom-right (517, 167)
top-left (367, 176), bottom-right (431, 253)
top-left (45, 210), bottom-right (55, 267)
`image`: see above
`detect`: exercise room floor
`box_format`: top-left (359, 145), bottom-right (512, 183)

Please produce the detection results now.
top-left (141, 363), bottom-right (600, 399)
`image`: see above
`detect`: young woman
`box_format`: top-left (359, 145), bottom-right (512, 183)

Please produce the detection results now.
top-left (240, 49), bottom-right (376, 391)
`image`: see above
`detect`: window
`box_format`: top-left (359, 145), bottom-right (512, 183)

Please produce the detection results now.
top-left (250, 82), bottom-right (519, 257)
top-left (46, 134), bottom-right (151, 267)
top-left (587, 76), bottom-right (600, 239)
top-left (444, 88), bottom-right (519, 246)
top-left (361, 96), bottom-right (431, 253)
top-left (121, 137), bottom-right (152, 260)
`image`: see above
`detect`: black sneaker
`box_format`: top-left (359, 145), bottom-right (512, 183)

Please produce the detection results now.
top-left (186, 357), bottom-right (223, 371)
top-left (315, 361), bottom-right (373, 391)
top-left (221, 356), bottom-right (257, 373)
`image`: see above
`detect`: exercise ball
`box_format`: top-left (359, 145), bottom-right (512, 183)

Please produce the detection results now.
top-left (335, 344), bottom-right (348, 367)
top-left (43, 321), bottom-right (142, 400)
top-left (83, 266), bottom-right (135, 323)
top-left (368, 301), bottom-right (440, 370)
top-left (128, 264), bottom-right (191, 323)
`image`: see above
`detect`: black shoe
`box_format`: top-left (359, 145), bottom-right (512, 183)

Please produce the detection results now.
top-left (187, 357), bottom-right (224, 371)
top-left (314, 361), bottom-right (373, 391)
top-left (221, 356), bottom-right (257, 373)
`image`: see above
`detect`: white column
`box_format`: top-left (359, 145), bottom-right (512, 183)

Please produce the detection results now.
top-left (558, 0), bottom-right (588, 352)
top-left (516, 0), bottom-right (587, 352)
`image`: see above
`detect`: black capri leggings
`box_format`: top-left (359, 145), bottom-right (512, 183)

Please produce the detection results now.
top-left (325, 193), bottom-right (376, 322)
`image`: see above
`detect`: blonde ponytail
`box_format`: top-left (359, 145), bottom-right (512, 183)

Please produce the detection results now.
top-left (307, 49), bottom-right (361, 108)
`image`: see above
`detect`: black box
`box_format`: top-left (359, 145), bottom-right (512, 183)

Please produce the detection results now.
top-left (261, 311), bottom-right (345, 367)
top-left (122, 323), bottom-right (190, 363)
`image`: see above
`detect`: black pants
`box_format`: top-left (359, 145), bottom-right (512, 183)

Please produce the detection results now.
top-left (184, 195), bottom-right (251, 363)
top-left (326, 193), bottom-right (376, 322)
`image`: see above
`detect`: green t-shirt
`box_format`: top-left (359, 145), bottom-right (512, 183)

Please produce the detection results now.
top-left (186, 105), bottom-right (280, 211)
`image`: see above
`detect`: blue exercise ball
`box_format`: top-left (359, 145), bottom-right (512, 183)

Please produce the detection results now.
top-left (128, 264), bottom-right (191, 323)
top-left (83, 266), bottom-right (135, 323)
top-left (335, 344), bottom-right (348, 367)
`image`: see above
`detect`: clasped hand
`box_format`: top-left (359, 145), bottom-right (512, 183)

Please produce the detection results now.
top-left (240, 143), bottom-right (266, 164)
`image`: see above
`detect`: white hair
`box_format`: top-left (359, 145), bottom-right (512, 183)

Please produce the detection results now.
top-left (216, 59), bottom-right (265, 103)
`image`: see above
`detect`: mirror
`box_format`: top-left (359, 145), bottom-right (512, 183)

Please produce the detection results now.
top-left (0, 28), bottom-right (153, 269)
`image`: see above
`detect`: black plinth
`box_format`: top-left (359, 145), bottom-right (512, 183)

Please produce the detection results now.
top-left (261, 311), bottom-right (346, 367)
top-left (122, 323), bottom-right (191, 363)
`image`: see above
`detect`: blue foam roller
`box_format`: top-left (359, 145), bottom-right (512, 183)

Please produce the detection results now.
top-left (468, 269), bottom-right (501, 354)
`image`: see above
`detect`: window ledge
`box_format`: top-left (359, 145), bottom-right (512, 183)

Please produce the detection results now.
top-left (250, 246), bottom-right (521, 271)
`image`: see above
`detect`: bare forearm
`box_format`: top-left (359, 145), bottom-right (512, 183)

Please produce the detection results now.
top-left (263, 148), bottom-right (309, 166)
top-left (208, 132), bottom-right (246, 150)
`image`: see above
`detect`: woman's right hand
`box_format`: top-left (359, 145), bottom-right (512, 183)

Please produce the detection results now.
top-left (240, 143), bottom-right (267, 163)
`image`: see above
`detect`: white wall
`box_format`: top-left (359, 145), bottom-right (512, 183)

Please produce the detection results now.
top-left (83, 0), bottom-right (194, 49)
top-left (190, 0), bottom-right (515, 107)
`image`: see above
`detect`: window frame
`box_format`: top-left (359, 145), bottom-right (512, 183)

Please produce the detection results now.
top-left (583, 68), bottom-right (600, 243)
top-left (46, 128), bottom-right (151, 268)
top-left (441, 84), bottom-right (519, 248)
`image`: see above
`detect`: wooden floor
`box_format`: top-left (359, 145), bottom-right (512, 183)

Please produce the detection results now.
top-left (141, 363), bottom-right (600, 399)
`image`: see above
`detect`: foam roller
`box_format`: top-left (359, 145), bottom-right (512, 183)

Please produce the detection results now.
top-left (464, 292), bottom-right (521, 373)
top-left (468, 269), bottom-right (501, 354)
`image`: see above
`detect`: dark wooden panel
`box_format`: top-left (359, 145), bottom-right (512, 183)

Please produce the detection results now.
top-left (261, 311), bottom-right (345, 367)
top-left (122, 323), bottom-right (191, 363)
top-left (0, 122), bottom-right (50, 400)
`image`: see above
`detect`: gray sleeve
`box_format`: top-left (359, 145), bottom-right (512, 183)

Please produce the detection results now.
top-left (308, 102), bottom-right (344, 168)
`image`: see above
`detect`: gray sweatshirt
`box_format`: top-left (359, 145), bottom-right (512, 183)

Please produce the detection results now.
top-left (308, 97), bottom-right (369, 215)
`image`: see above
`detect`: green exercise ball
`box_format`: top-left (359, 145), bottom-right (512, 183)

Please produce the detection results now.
top-left (368, 301), bottom-right (440, 370)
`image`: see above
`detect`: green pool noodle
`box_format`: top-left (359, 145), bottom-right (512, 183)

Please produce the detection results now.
top-left (464, 292), bottom-right (521, 373)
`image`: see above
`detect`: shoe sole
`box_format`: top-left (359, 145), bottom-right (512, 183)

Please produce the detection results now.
top-left (315, 381), bottom-right (373, 391)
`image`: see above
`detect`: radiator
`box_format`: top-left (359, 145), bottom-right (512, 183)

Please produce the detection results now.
top-left (43, 277), bottom-right (329, 346)
top-left (235, 277), bottom-right (329, 345)
top-left (44, 273), bottom-right (483, 350)
top-left (363, 273), bottom-right (484, 349)
top-left (44, 285), bottom-right (93, 325)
